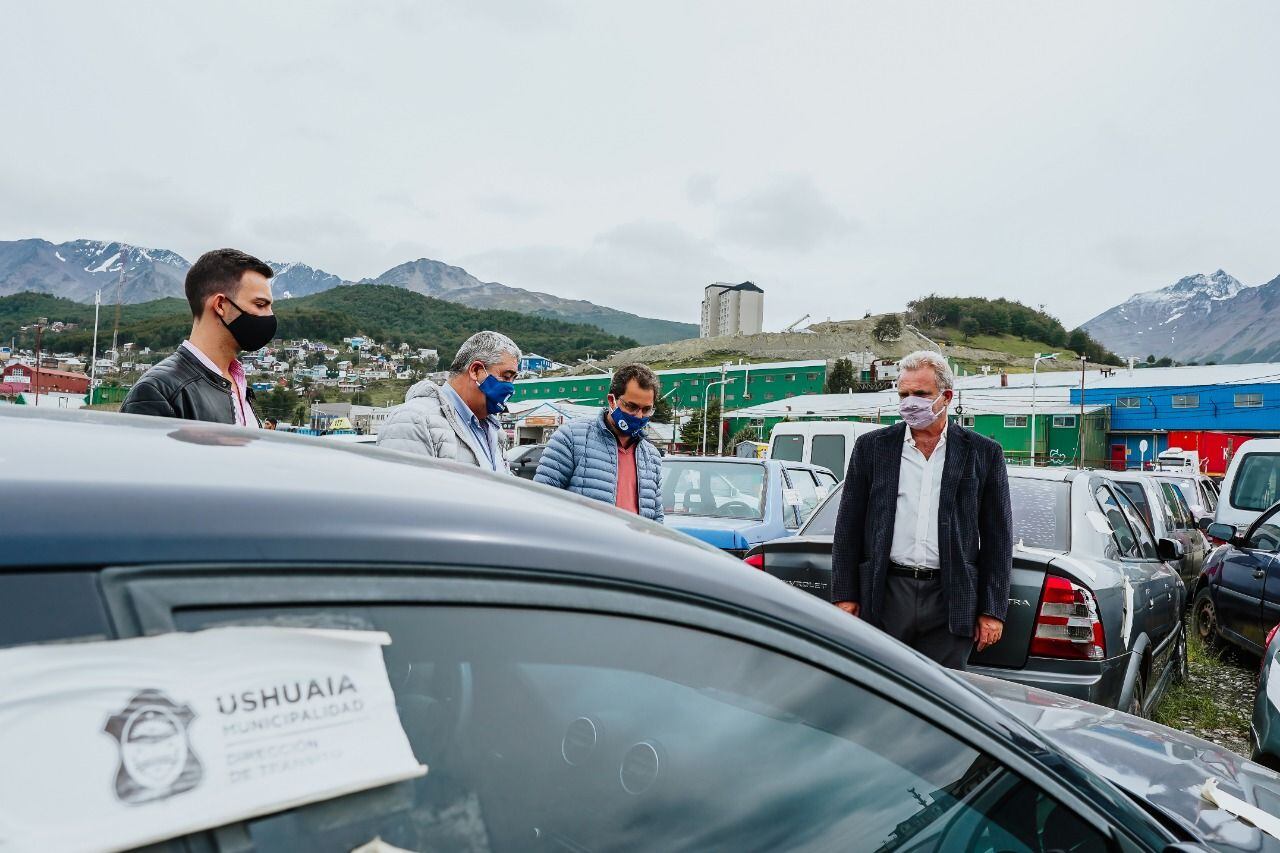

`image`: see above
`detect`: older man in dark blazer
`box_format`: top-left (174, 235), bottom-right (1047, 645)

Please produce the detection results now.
top-left (830, 350), bottom-right (1013, 669)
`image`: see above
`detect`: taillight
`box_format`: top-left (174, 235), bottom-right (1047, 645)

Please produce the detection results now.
top-left (743, 553), bottom-right (764, 569)
top-left (1030, 575), bottom-right (1106, 661)
top-left (1264, 624), bottom-right (1280, 680)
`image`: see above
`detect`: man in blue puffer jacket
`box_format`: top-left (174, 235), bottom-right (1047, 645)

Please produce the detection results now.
top-left (533, 363), bottom-right (665, 522)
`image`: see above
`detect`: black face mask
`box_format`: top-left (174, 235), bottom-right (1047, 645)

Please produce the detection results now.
top-left (220, 297), bottom-right (277, 352)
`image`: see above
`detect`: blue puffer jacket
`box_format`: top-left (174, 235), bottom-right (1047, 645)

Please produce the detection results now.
top-left (533, 413), bottom-right (664, 522)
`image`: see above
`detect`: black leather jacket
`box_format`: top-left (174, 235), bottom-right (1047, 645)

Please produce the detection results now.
top-left (120, 346), bottom-right (257, 424)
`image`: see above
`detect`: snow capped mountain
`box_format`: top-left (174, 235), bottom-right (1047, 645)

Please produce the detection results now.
top-left (1082, 269), bottom-right (1280, 363)
top-left (0, 237), bottom-right (697, 345)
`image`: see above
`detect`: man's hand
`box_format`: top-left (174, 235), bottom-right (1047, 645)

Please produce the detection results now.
top-left (835, 601), bottom-right (860, 617)
top-left (974, 615), bottom-right (1003, 651)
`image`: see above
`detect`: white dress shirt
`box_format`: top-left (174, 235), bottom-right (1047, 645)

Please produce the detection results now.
top-left (889, 428), bottom-right (947, 569)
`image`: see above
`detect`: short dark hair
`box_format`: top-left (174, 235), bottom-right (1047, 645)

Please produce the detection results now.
top-left (610, 363), bottom-right (661, 399)
top-left (263, 417), bottom-right (278, 426)
top-left (185, 248), bottom-right (273, 317)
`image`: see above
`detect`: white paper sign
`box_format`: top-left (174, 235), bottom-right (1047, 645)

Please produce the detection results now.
top-left (783, 488), bottom-right (803, 506)
top-left (0, 627), bottom-right (427, 853)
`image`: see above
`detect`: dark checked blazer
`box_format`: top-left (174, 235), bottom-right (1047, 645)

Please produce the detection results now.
top-left (829, 421), bottom-right (1013, 638)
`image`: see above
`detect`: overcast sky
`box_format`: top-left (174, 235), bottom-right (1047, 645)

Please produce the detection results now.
top-left (4, 1), bottom-right (1279, 328)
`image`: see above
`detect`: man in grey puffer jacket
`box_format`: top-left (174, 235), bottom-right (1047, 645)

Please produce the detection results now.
top-left (534, 363), bottom-right (665, 522)
top-left (377, 331), bottom-right (521, 472)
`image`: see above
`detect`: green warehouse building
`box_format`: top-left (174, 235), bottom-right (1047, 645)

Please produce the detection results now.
top-left (510, 359), bottom-right (828, 413)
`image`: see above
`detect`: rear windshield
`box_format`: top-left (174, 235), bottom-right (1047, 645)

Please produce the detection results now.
top-left (1231, 453), bottom-right (1280, 512)
top-left (810, 434), bottom-right (847, 477)
top-left (662, 460), bottom-right (766, 520)
top-left (801, 483), bottom-right (843, 535)
top-left (1008, 477), bottom-right (1071, 552)
top-left (771, 434), bottom-right (804, 462)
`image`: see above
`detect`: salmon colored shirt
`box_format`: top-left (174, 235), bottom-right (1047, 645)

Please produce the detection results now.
top-left (615, 438), bottom-right (640, 514)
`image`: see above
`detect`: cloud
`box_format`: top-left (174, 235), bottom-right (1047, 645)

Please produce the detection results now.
top-left (715, 175), bottom-right (855, 253)
top-left (684, 173), bottom-right (719, 205)
top-left (460, 219), bottom-right (743, 321)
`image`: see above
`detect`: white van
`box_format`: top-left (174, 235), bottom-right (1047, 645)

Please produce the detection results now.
top-left (767, 421), bottom-right (881, 481)
top-left (1216, 438), bottom-right (1280, 529)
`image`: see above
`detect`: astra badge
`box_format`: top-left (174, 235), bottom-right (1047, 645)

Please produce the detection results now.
top-left (104, 689), bottom-right (203, 804)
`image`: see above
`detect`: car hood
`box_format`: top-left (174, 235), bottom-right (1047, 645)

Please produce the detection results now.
top-left (664, 516), bottom-right (775, 549)
top-left (965, 672), bottom-right (1280, 851)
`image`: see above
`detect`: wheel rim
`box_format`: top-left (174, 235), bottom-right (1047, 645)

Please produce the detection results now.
top-left (1196, 598), bottom-right (1216, 641)
top-left (1128, 677), bottom-right (1145, 716)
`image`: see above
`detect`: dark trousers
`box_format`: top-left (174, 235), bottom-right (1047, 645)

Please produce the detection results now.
top-left (881, 573), bottom-right (973, 670)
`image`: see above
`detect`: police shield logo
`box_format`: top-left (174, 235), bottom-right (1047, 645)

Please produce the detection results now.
top-left (104, 689), bottom-right (203, 804)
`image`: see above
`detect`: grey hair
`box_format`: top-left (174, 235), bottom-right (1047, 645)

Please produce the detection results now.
top-left (898, 350), bottom-right (954, 392)
top-left (449, 330), bottom-right (522, 375)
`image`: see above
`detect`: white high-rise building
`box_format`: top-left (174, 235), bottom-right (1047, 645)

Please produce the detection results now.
top-left (700, 281), bottom-right (764, 338)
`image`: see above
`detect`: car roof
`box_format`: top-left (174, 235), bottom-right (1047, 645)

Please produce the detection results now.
top-left (3, 405), bottom-right (987, 717)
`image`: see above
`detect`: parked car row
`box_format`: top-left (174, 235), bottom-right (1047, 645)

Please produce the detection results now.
top-left (7, 405), bottom-right (1280, 852)
top-left (745, 466), bottom-right (1193, 716)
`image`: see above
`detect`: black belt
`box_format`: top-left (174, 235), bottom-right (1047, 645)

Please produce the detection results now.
top-left (889, 564), bottom-right (941, 579)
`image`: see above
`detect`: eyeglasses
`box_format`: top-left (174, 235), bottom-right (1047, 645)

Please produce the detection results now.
top-left (617, 399), bottom-right (656, 417)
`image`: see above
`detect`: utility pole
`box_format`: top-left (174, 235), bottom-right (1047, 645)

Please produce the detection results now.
top-left (716, 362), bottom-right (729, 457)
top-left (1029, 352), bottom-right (1057, 466)
top-left (89, 290), bottom-right (101, 405)
top-left (1078, 355), bottom-right (1087, 468)
top-left (32, 317), bottom-right (48, 406)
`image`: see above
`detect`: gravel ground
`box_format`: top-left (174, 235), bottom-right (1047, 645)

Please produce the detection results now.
top-left (1152, 632), bottom-right (1256, 757)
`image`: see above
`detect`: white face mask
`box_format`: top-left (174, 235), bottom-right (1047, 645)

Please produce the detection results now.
top-left (899, 393), bottom-right (943, 429)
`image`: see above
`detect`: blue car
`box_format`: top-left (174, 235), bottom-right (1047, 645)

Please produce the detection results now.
top-left (1196, 501), bottom-right (1280, 655)
top-left (661, 456), bottom-right (837, 557)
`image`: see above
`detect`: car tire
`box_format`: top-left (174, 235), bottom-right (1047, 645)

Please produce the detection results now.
top-left (1126, 668), bottom-right (1147, 718)
top-left (1174, 625), bottom-right (1190, 684)
top-left (1192, 587), bottom-right (1221, 652)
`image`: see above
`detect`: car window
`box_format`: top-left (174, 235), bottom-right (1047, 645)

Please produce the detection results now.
top-left (1231, 453), bottom-right (1280, 512)
top-left (771, 433), bottom-right (804, 462)
top-left (1008, 478), bottom-right (1071, 552)
top-left (1114, 488), bottom-right (1160, 559)
top-left (1094, 485), bottom-right (1141, 558)
top-left (662, 460), bottom-right (766, 520)
top-left (169, 605), bottom-right (1111, 853)
top-left (801, 483), bottom-right (843, 536)
top-left (1159, 482), bottom-right (1193, 530)
top-left (814, 470), bottom-right (838, 499)
top-left (1200, 480), bottom-right (1218, 511)
top-left (1113, 481), bottom-right (1154, 533)
top-left (810, 434), bottom-right (847, 478)
top-left (784, 468), bottom-right (820, 529)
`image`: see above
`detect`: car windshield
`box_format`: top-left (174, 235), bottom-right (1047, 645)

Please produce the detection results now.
top-left (1232, 453), bottom-right (1280, 512)
top-left (1008, 477), bottom-right (1072, 552)
top-left (662, 460), bottom-right (766, 520)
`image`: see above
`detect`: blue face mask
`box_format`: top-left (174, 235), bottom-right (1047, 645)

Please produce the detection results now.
top-left (477, 373), bottom-right (515, 415)
top-left (610, 406), bottom-right (650, 436)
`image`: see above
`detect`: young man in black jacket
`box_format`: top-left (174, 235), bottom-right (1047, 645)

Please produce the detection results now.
top-left (121, 249), bottom-right (277, 425)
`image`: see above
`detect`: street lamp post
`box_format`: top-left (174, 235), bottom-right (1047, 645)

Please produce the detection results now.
top-left (1029, 352), bottom-right (1058, 465)
top-left (701, 377), bottom-right (735, 455)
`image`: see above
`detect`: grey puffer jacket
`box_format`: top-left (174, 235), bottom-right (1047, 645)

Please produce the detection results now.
top-left (533, 413), bottom-right (664, 521)
top-left (376, 379), bottom-right (510, 473)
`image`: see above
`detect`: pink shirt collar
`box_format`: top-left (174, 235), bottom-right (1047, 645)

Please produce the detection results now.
top-left (181, 340), bottom-right (258, 428)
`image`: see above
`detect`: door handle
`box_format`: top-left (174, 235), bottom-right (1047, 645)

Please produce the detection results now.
top-left (1255, 570), bottom-right (1267, 580)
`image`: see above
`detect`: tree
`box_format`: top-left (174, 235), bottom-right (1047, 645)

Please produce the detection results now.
top-left (959, 316), bottom-right (980, 341)
top-left (350, 390), bottom-right (372, 406)
top-left (1154, 356), bottom-right (1174, 368)
top-left (873, 314), bottom-right (903, 343)
top-left (824, 358), bottom-right (856, 393)
top-left (653, 395), bottom-right (674, 425)
top-left (728, 425), bottom-right (761, 452)
top-left (292, 403), bottom-right (308, 427)
top-left (680, 400), bottom-right (722, 452)
top-left (1146, 354), bottom-right (1156, 364)
top-left (259, 385), bottom-right (297, 421)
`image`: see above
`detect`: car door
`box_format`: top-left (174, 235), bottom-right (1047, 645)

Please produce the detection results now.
top-left (1158, 480), bottom-right (1204, 588)
top-left (1213, 515), bottom-right (1276, 652)
top-left (1096, 484), bottom-right (1179, 653)
top-left (92, 565), bottom-right (1139, 853)
top-left (1243, 505), bottom-right (1280, 651)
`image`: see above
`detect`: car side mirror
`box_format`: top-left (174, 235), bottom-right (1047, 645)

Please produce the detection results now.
top-left (1157, 538), bottom-right (1185, 561)
top-left (1196, 516), bottom-right (1212, 532)
top-left (1207, 522), bottom-right (1238, 543)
